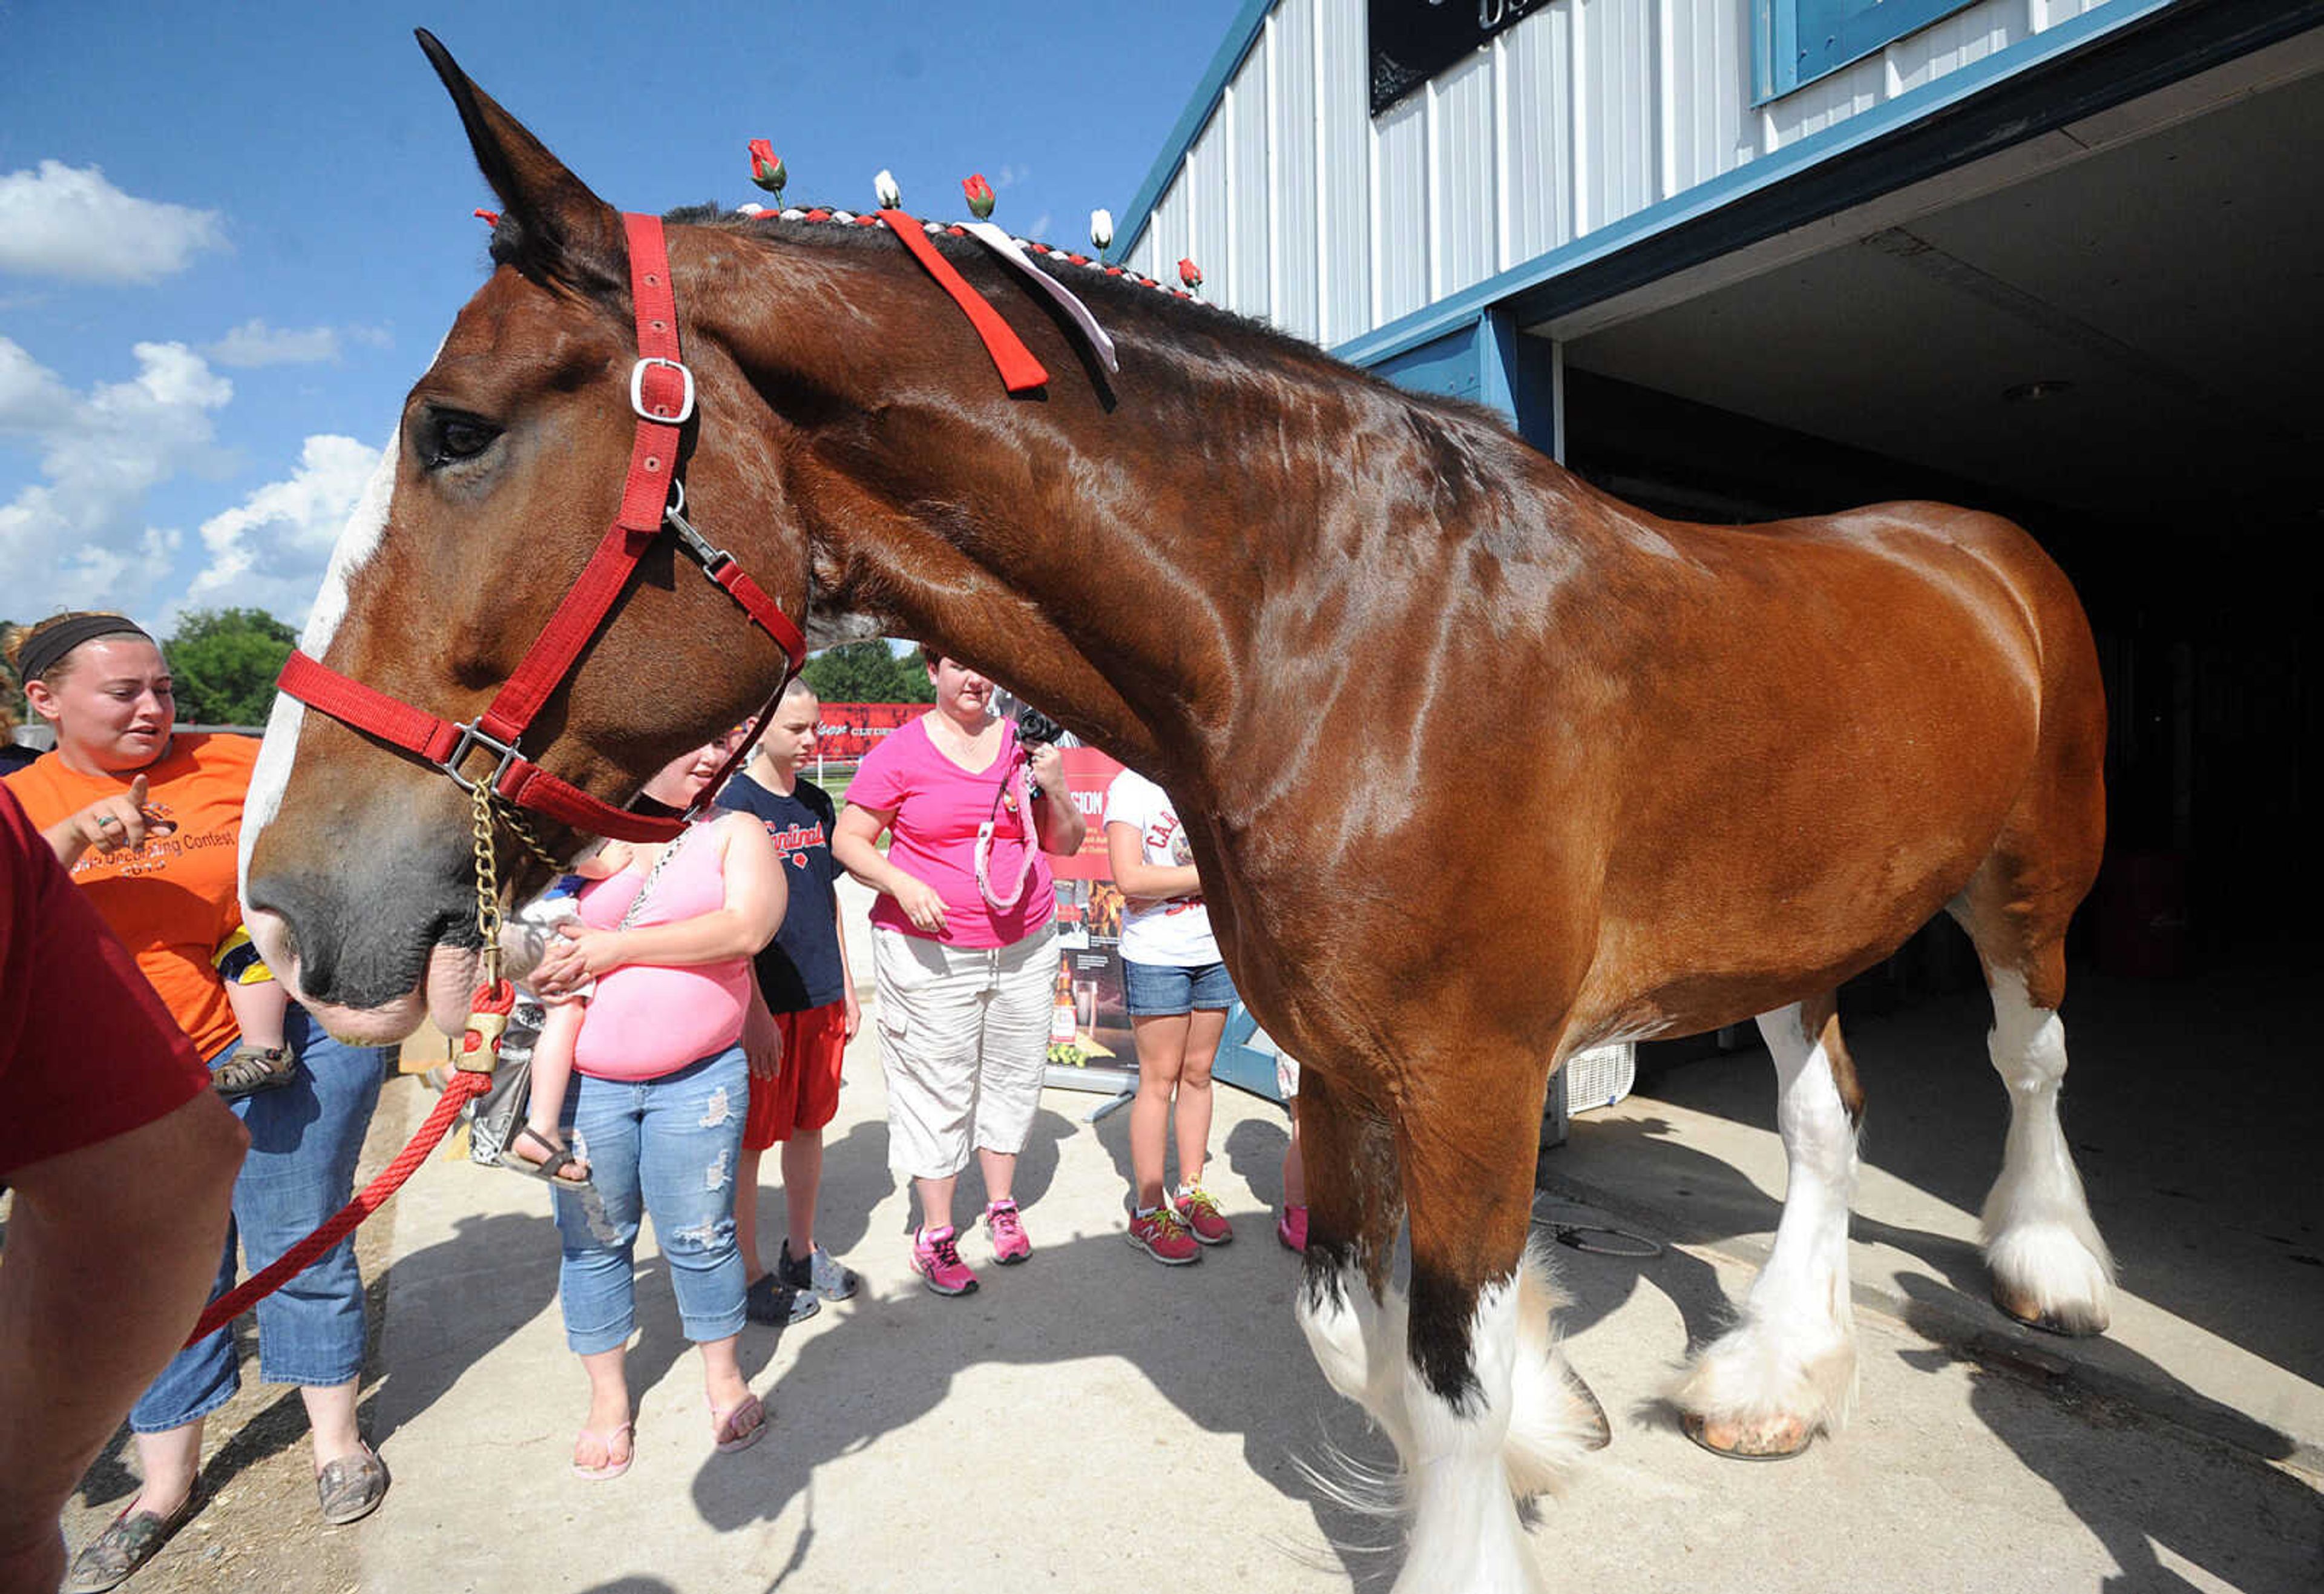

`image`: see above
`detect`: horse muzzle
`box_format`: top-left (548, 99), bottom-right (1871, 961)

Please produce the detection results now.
top-left (243, 861), bottom-right (482, 1046)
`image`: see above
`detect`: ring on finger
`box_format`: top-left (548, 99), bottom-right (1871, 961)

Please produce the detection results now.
top-left (96, 814), bottom-right (122, 829)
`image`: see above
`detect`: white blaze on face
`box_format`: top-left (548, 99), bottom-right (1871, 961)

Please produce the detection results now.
top-left (238, 426), bottom-right (400, 903)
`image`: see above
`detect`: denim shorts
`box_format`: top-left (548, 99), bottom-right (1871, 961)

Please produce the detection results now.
top-left (1122, 957), bottom-right (1237, 1017)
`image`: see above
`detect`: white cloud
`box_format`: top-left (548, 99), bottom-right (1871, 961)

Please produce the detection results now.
top-left (0, 162), bottom-right (228, 284)
top-left (204, 319), bottom-right (341, 367)
top-left (0, 336), bottom-right (230, 618)
top-left (179, 433), bottom-right (382, 624)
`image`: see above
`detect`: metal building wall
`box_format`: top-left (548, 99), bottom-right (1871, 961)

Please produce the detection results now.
top-left (1121, 0), bottom-right (2142, 347)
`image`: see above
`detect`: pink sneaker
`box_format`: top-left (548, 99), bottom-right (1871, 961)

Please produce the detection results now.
top-left (1276, 1204), bottom-right (1308, 1253)
top-left (1173, 1184), bottom-right (1234, 1246)
top-left (1128, 1205), bottom-right (1203, 1266)
top-left (910, 1225), bottom-right (979, 1296)
top-left (983, 1199), bottom-right (1032, 1265)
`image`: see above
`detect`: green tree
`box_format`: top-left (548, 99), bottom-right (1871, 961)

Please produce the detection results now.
top-left (164, 607), bottom-right (297, 726)
top-left (799, 639), bottom-right (933, 703)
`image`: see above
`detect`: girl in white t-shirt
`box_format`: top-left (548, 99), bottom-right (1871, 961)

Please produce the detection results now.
top-left (1104, 768), bottom-right (1238, 1265)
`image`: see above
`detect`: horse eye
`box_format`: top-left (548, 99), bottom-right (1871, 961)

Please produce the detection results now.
top-left (420, 409), bottom-right (501, 469)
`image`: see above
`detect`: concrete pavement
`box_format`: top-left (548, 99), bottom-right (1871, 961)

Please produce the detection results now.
top-left (342, 888), bottom-right (2319, 1593)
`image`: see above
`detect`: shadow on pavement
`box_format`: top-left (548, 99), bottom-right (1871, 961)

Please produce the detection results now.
top-left (1892, 1274), bottom-right (2324, 1593)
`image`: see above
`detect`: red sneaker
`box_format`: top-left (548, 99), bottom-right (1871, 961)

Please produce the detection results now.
top-left (1173, 1184), bottom-right (1234, 1246)
top-left (1277, 1204), bottom-right (1308, 1253)
top-left (1128, 1205), bottom-right (1203, 1266)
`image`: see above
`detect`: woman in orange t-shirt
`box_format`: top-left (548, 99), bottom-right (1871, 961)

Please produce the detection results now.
top-left (4, 613), bottom-right (395, 1589)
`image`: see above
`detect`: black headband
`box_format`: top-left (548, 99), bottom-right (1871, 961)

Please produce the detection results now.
top-left (16, 615), bottom-right (154, 685)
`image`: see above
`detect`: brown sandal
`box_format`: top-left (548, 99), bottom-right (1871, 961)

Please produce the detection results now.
top-left (212, 1042), bottom-right (296, 1099)
top-left (62, 1488), bottom-right (202, 1593)
top-left (316, 1443), bottom-right (390, 1525)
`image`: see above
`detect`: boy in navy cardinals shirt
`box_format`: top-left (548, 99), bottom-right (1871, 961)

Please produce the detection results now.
top-left (721, 680), bottom-right (863, 1323)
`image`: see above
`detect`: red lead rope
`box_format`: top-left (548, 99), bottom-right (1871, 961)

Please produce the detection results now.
top-left (182, 1070), bottom-right (491, 1348)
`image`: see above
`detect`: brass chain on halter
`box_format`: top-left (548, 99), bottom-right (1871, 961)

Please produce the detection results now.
top-left (468, 780), bottom-right (507, 990)
top-left (501, 804), bottom-right (564, 874)
top-left (459, 781), bottom-right (516, 1072)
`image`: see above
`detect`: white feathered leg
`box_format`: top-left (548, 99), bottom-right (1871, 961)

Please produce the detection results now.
top-left (1981, 969), bottom-right (2113, 1333)
top-left (1502, 1243), bottom-right (1609, 1495)
top-left (1396, 1277), bottom-right (1544, 1594)
top-left (1295, 1257), bottom-right (1413, 1464)
top-left (1672, 1001), bottom-right (1859, 1455)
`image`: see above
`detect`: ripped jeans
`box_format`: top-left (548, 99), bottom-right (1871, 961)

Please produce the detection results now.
top-left (552, 1044), bottom-right (749, 1354)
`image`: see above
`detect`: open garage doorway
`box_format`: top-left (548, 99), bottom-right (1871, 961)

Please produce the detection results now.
top-left (1549, 32), bottom-right (2323, 975)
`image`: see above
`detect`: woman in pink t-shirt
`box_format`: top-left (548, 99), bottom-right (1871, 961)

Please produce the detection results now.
top-left (526, 733), bottom-right (786, 1479)
top-left (831, 654), bottom-right (1085, 1297)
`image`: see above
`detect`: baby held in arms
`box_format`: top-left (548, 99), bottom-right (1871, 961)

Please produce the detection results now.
top-left (505, 841), bottom-right (635, 1184)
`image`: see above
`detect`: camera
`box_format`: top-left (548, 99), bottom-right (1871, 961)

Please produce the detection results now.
top-left (1016, 706), bottom-right (1063, 802)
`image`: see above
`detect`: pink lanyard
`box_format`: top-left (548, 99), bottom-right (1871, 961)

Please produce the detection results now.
top-left (972, 721), bottom-right (1038, 914)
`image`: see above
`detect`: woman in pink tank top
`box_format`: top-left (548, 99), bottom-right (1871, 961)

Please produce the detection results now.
top-left (525, 732), bottom-right (786, 1478)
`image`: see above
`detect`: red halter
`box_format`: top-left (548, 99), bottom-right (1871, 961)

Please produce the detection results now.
top-left (275, 212), bottom-right (807, 846)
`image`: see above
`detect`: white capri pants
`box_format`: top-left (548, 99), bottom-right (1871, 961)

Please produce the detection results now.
top-left (872, 923), bottom-right (1057, 1181)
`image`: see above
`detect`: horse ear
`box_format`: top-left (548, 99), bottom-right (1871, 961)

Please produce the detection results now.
top-left (415, 28), bottom-right (625, 298)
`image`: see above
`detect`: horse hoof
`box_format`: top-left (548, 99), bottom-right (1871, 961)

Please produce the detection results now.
top-left (1992, 1285), bottom-right (2107, 1339)
top-left (1680, 1411), bottom-right (1813, 1460)
top-left (1564, 1366), bottom-right (1613, 1451)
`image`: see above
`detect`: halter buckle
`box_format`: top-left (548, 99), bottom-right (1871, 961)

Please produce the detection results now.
top-left (629, 356), bottom-right (696, 424)
top-left (439, 719), bottom-right (524, 795)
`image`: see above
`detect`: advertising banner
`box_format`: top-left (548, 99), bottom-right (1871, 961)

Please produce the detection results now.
top-left (813, 702), bottom-right (921, 762)
top-left (1046, 746), bottom-right (1132, 1071)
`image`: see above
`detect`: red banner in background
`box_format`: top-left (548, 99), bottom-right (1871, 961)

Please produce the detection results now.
top-left (813, 702), bottom-right (919, 761)
top-left (1048, 746), bottom-right (1132, 1067)
top-left (1050, 746), bottom-right (1125, 880)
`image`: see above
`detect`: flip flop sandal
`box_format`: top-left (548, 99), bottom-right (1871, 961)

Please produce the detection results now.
top-left (573, 1423), bottom-right (635, 1481)
top-left (316, 1443), bottom-right (390, 1525)
top-left (502, 1124), bottom-right (594, 1188)
top-left (711, 1392), bottom-right (767, 1455)
top-left (212, 1043), bottom-right (296, 1099)
top-left (62, 1489), bottom-right (202, 1593)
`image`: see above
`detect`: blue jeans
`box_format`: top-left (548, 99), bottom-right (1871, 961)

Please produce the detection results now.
top-left (553, 1046), bottom-right (749, 1355)
top-left (132, 1007), bottom-right (389, 1431)
top-left (1123, 957), bottom-right (1238, 1016)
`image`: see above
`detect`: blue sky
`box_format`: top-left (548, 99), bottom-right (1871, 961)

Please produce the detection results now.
top-left (0, 0), bottom-right (1241, 631)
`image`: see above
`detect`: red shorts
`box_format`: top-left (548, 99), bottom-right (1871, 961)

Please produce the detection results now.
top-left (744, 999), bottom-right (849, 1150)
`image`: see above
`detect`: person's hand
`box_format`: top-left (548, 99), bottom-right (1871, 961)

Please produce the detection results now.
top-left (70, 775), bottom-right (169, 854)
top-left (533, 921), bottom-right (625, 995)
top-left (890, 872), bottom-right (948, 935)
top-left (573, 840), bottom-right (634, 880)
top-left (743, 1001), bottom-right (784, 1081)
top-left (842, 984), bottom-right (862, 1040)
top-left (1026, 740), bottom-right (1065, 795)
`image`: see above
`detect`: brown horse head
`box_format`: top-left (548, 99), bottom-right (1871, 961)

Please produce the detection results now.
top-left (240, 32), bottom-right (812, 1041)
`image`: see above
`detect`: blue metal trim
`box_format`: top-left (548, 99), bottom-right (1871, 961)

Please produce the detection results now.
top-left (1333, 0), bottom-right (2191, 370)
top-left (1753, 0), bottom-right (1784, 104)
top-left (1764, 0), bottom-right (1987, 103)
top-left (1109, 0), bottom-right (1279, 266)
top-left (1375, 320), bottom-right (1489, 406)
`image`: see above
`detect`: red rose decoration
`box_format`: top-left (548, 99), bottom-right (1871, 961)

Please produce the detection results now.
top-left (963, 173), bottom-right (997, 220)
top-left (747, 139), bottom-right (787, 199)
top-left (1178, 257), bottom-right (1203, 291)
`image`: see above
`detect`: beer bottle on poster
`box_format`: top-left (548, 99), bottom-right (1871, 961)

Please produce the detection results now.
top-left (1051, 956), bottom-right (1078, 1044)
